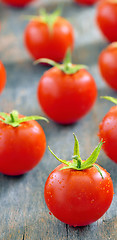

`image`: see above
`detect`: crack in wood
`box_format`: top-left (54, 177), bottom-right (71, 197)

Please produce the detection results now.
top-left (22, 233), bottom-right (25, 240)
top-left (66, 224), bottom-right (68, 240)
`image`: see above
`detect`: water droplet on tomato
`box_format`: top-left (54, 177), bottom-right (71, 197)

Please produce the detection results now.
top-left (91, 199), bottom-right (95, 204)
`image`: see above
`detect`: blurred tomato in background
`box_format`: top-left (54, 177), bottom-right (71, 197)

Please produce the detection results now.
top-left (74, 0), bottom-right (99, 5)
top-left (1, 0), bottom-right (35, 8)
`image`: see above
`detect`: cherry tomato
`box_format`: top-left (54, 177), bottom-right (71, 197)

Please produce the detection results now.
top-left (45, 163), bottom-right (113, 226)
top-left (44, 135), bottom-right (114, 226)
top-left (99, 43), bottom-right (117, 90)
top-left (99, 97), bottom-right (117, 163)
top-left (0, 111), bottom-right (47, 175)
top-left (37, 66), bottom-right (97, 124)
top-left (2, 0), bottom-right (34, 7)
top-left (24, 15), bottom-right (74, 62)
top-left (0, 61), bottom-right (6, 94)
top-left (96, 0), bottom-right (117, 42)
top-left (74, 0), bottom-right (98, 5)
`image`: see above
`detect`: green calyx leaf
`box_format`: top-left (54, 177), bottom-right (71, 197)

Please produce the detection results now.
top-left (34, 49), bottom-right (88, 75)
top-left (0, 110), bottom-right (48, 127)
top-left (39, 8), bottom-right (61, 32)
top-left (24, 8), bottom-right (61, 33)
top-left (48, 134), bottom-right (104, 179)
top-left (72, 133), bottom-right (82, 168)
top-left (100, 96), bottom-right (117, 105)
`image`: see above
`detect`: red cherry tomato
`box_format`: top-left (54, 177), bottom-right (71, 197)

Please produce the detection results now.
top-left (0, 111), bottom-right (46, 175)
top-left (24, 16), bottom-right (74, 62)
top-left (99, 105), bottom-right (117, 163)
top-left (2, 0), bottom-right (34, 7)
top-left (96, 0), bottom-right (117, 42)
top-left (0, 61), bottom-right (6, 94)
top-left (44, 162), bottom-right (113, 226)
top-left (99, 43), bottom-right (117, 90)
top-left (74, 0), bottom-right (98, 5)
top-left (37, 67), bottom-right (97, 124)
top-left (45, 135), bottom-right (114, 226)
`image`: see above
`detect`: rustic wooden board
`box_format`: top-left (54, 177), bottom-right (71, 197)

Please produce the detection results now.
top-left (0, 0), bottom-right (117, 239)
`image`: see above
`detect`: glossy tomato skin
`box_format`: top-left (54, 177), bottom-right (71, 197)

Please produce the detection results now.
top-left (99, 44), bottom-right (117, 90)
top-left (2, 0), bottom-right (34, 7)
top-left (99, 106), bottom-right (117, 163)
top-left (74, 0), bottom-right (98, 5)
top-left (44, 162), bottom-right (113, 226)
top-left (0, 61), bottom-right (6, 94)
top-left (24, 17), bottom-right (74, 62)
top-left (37, 67), bottom-right (97, 124)
top-left (0, 116), bottom-right (46, 175)
top-left (96, 0), bottom-right (117, 42)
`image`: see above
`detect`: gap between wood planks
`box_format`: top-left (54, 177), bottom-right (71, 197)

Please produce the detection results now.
top-left (22, 233), bottom-right (25, 240)
top-left (66, 224), bottom-right (68, 240)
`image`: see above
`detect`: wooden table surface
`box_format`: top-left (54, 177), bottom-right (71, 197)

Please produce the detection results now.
top-left (0, 0), bottom-right (117, 239)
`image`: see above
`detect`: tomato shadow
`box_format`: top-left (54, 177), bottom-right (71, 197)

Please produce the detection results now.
top-left (0, 171), bottom-right (27, 195)
top-left (66, 214), bottom-right (117, 239)
top-left (67, 224), bottom-right (87, 231)
top-left (52, 120), bottom-right (79, 128)
top-left (2, 172), bottom-right (26, 179)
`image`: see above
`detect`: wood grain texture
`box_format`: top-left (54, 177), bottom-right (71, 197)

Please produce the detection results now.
top-left (0, 0), bottom-right (117, 239)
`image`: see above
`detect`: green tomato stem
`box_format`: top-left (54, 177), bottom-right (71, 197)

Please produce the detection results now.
top-left (48, 134), bottom-right (104, 178)
top-left (0, 110), bottom-right (49, 127)
top-left (100, 96), bottom-right (117, 105)
top-left (24, 8), bottom-right (61, 33)
top-left (10, 110), bottom-right (19, 123)
top-left (39, 8), bottom-right (61, 32)
top-left (34, 49), bottom-right (88, 75)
